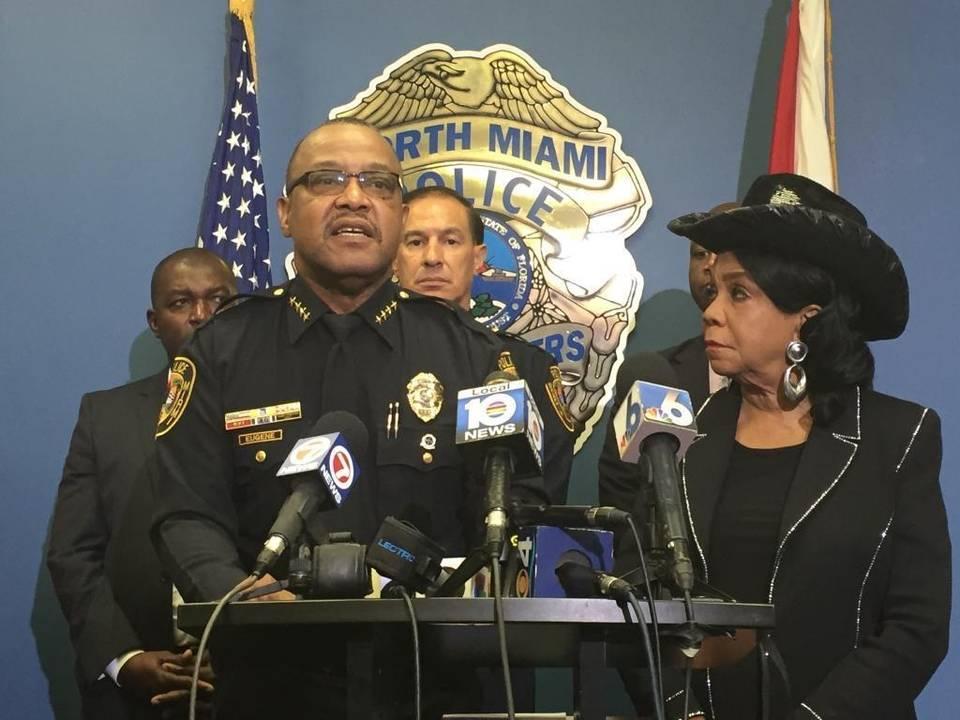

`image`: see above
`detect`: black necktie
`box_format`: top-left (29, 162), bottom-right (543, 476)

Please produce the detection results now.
top-left (320, 313), bottom-right (364, 413)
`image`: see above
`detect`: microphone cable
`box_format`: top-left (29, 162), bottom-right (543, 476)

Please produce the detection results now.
top-left (398, 587), bottom-right (422, 720)
top-left (625, 589), bottom-right (666, 720)
top-left (491, 557), bottom-right (516, 720)
top-left (625, 513), bottom-right (663, 716)
top-left (189, 573), bottom-right (257, 720)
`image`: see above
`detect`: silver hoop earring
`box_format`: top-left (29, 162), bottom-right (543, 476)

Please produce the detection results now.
top-left (782, 339), bottom-right (808, 403)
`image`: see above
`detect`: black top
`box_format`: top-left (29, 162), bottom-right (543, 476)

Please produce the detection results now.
top-left (708, 440), bottom-right (804, 720)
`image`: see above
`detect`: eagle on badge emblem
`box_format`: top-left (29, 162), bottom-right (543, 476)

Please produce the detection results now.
top-left (344, 49), bottom-right (600, 134)
top-left (406, 372), bottom-right (444, 422)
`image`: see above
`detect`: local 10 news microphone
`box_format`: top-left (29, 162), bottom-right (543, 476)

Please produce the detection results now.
top-left (253, 410), bottom-right (369, 578)
top-left (612, 355), bottom-right (698, 592)
top-left (455, 369), bottom-right (545, 552)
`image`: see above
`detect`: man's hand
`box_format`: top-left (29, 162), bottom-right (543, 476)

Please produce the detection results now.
top-left (248, 572), bottom-right (296, 601)
top-left (148, 648), bottom-right (215, 706)
top-left (118, 648), bottom-right (212, 701)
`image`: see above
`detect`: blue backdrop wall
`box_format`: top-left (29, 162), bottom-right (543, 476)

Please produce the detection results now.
top-left (2, 1), bottom-right (956, 717)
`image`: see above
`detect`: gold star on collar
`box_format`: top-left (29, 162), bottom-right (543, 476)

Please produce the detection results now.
top-left (288, 295), bottom-right (311, 323)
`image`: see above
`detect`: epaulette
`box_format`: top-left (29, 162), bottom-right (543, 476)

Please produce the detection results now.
top-left (214, 284), bottom-right (291, 316)
top-left (396, 288), bottom-right (499, 339)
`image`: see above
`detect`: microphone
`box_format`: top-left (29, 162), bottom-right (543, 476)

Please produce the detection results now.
top-left (456, 370), bottom-right (545, 552)
top-left (366, 516), bottom-right (455, 596)
top-left (612, 354), bottom-right (697, 592)
top-left (555, 561), bottom-right (634, 602)
top-left (511, 502), bottom-right (631, 529)
top-left (252, 411), bottom-right (369, 577)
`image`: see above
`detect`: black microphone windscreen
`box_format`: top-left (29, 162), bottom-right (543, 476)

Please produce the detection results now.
top-left (309, 410), bottom-right (369, 458)
top-left (555, 561), bottom-right (600, 599)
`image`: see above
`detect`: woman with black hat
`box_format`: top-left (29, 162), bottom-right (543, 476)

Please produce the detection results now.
top-left (610, 173), bottom-right (951, 720)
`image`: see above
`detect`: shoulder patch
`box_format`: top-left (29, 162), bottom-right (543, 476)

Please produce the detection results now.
top-left (401, 289), bottom-right (500, 340)
top-left (215, 289), bottom-right (283, 316)
top-left (156, 357), bottom-right (196, 437)
top-left (545, 365), bottom-right (576, 432)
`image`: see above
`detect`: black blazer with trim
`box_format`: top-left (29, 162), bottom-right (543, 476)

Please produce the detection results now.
top-left (47, 372), bottom-right (172, 718)
top-left (677, 385), bottom-right (950, 720)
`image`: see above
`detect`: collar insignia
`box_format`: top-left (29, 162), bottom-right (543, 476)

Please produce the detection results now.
top-left (288, 295), bottom-right (311, 322)
top-left (375, 299), bottom-right (399, 325)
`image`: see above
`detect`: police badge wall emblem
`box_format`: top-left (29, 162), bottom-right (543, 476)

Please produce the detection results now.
top-left (328, 44), bottom-right (649, 450)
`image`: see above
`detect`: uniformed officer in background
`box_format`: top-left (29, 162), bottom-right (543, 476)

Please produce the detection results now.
top-left (150, 119), bottom-right (564, 718)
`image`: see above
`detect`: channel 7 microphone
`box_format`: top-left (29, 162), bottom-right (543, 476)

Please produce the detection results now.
top-left (253, 411), bottom-right (368, 578)
top-left (612, 355), bottom-right (698, 592)
top-left (456, 370), bottom-right (545, 551)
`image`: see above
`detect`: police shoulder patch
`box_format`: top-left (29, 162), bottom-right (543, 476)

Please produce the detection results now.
top-left (545, 365), bottom-right (576, 433)
top-left (156, 356), bottom-right (197, 437)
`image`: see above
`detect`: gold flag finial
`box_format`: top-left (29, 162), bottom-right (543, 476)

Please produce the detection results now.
top-left (229, 0), bottom-right (258, 86)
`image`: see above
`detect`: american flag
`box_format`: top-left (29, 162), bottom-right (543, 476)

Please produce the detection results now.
top-left (197, 13), bottom-right (272, 293)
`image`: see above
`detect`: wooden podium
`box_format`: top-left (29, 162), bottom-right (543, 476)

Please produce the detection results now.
top-left (179, 597), bottom-right (775, 719)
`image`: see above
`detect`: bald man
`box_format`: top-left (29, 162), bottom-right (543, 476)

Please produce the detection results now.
top-left (48, 248), bottom-right (234, 719)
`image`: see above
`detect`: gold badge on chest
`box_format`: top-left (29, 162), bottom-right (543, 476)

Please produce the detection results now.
top-left (406, 372), bottom-right (444, 423)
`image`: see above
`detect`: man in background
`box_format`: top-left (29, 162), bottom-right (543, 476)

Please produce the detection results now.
top-left (48, 247), bottom-right (235, 719)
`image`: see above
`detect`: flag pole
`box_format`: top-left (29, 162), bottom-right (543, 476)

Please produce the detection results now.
top-left (824, 0), bottom-right (838, 191)
top-left (229, 0), bottom-right (258, 86)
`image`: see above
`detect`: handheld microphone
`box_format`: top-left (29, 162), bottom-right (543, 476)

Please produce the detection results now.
top-left (612, 355), bottom-right (697, 592)
top-left (511, 502), bottom-right (631, 529)
top-left (456, 370), bottom-right (545, 551)
top-left (253, 411), bottom-right (369, 577)
top-left (555, 561), bottom-right (634, 602)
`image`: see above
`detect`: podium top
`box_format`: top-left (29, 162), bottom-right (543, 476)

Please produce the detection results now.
top-left (178, 596), bottom-right (773, 635)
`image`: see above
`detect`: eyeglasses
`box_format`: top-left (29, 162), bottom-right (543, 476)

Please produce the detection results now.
top-left (286, 169), bottom-right (402, 200)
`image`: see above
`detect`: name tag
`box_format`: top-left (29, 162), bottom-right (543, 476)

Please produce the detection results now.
top-left (238, 429), bottom-right (284, 446)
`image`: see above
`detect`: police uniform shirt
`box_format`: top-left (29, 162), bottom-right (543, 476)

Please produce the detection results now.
top-left (151, 276), bottom-right (551, 601)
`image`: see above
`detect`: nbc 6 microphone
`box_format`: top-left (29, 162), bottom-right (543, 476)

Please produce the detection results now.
top-left (253, 411), bottom-right (368, 578)
top-left (456, 369), bottom-right (545, 553)
top-left (612, 355), bottom-right (698, 592)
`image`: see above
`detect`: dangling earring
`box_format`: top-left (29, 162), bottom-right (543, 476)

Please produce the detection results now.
top-left (782, 339), bottom-right (808, 403)
top-left (391, 273), bottom-right (399, 284)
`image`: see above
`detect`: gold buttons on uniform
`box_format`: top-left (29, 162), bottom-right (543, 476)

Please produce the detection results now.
top-left (399, 290), bottom-right (410, 299)
top-left (255, 450), bottom-right (267, 463)
top-left (422, 451), bottom-right (434, 464)
top-left (272, 288), bottom-right (284, 296)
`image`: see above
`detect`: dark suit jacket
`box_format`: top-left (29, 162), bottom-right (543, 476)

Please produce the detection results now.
top-left (611, 384), bottom-right (951, 719)
top-left (47, 372), bottom-right (173, 719)
top-left (660, 334), bottom-right (710, 412)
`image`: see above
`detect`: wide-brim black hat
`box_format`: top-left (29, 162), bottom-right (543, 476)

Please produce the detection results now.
top-left (668, 173), bottom-right (908, 340)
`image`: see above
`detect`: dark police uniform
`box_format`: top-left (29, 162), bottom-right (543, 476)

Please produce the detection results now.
top-left (151, 275), bottom-right (571, 598)
top-left (149, 276), bottom-right (574, 718)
